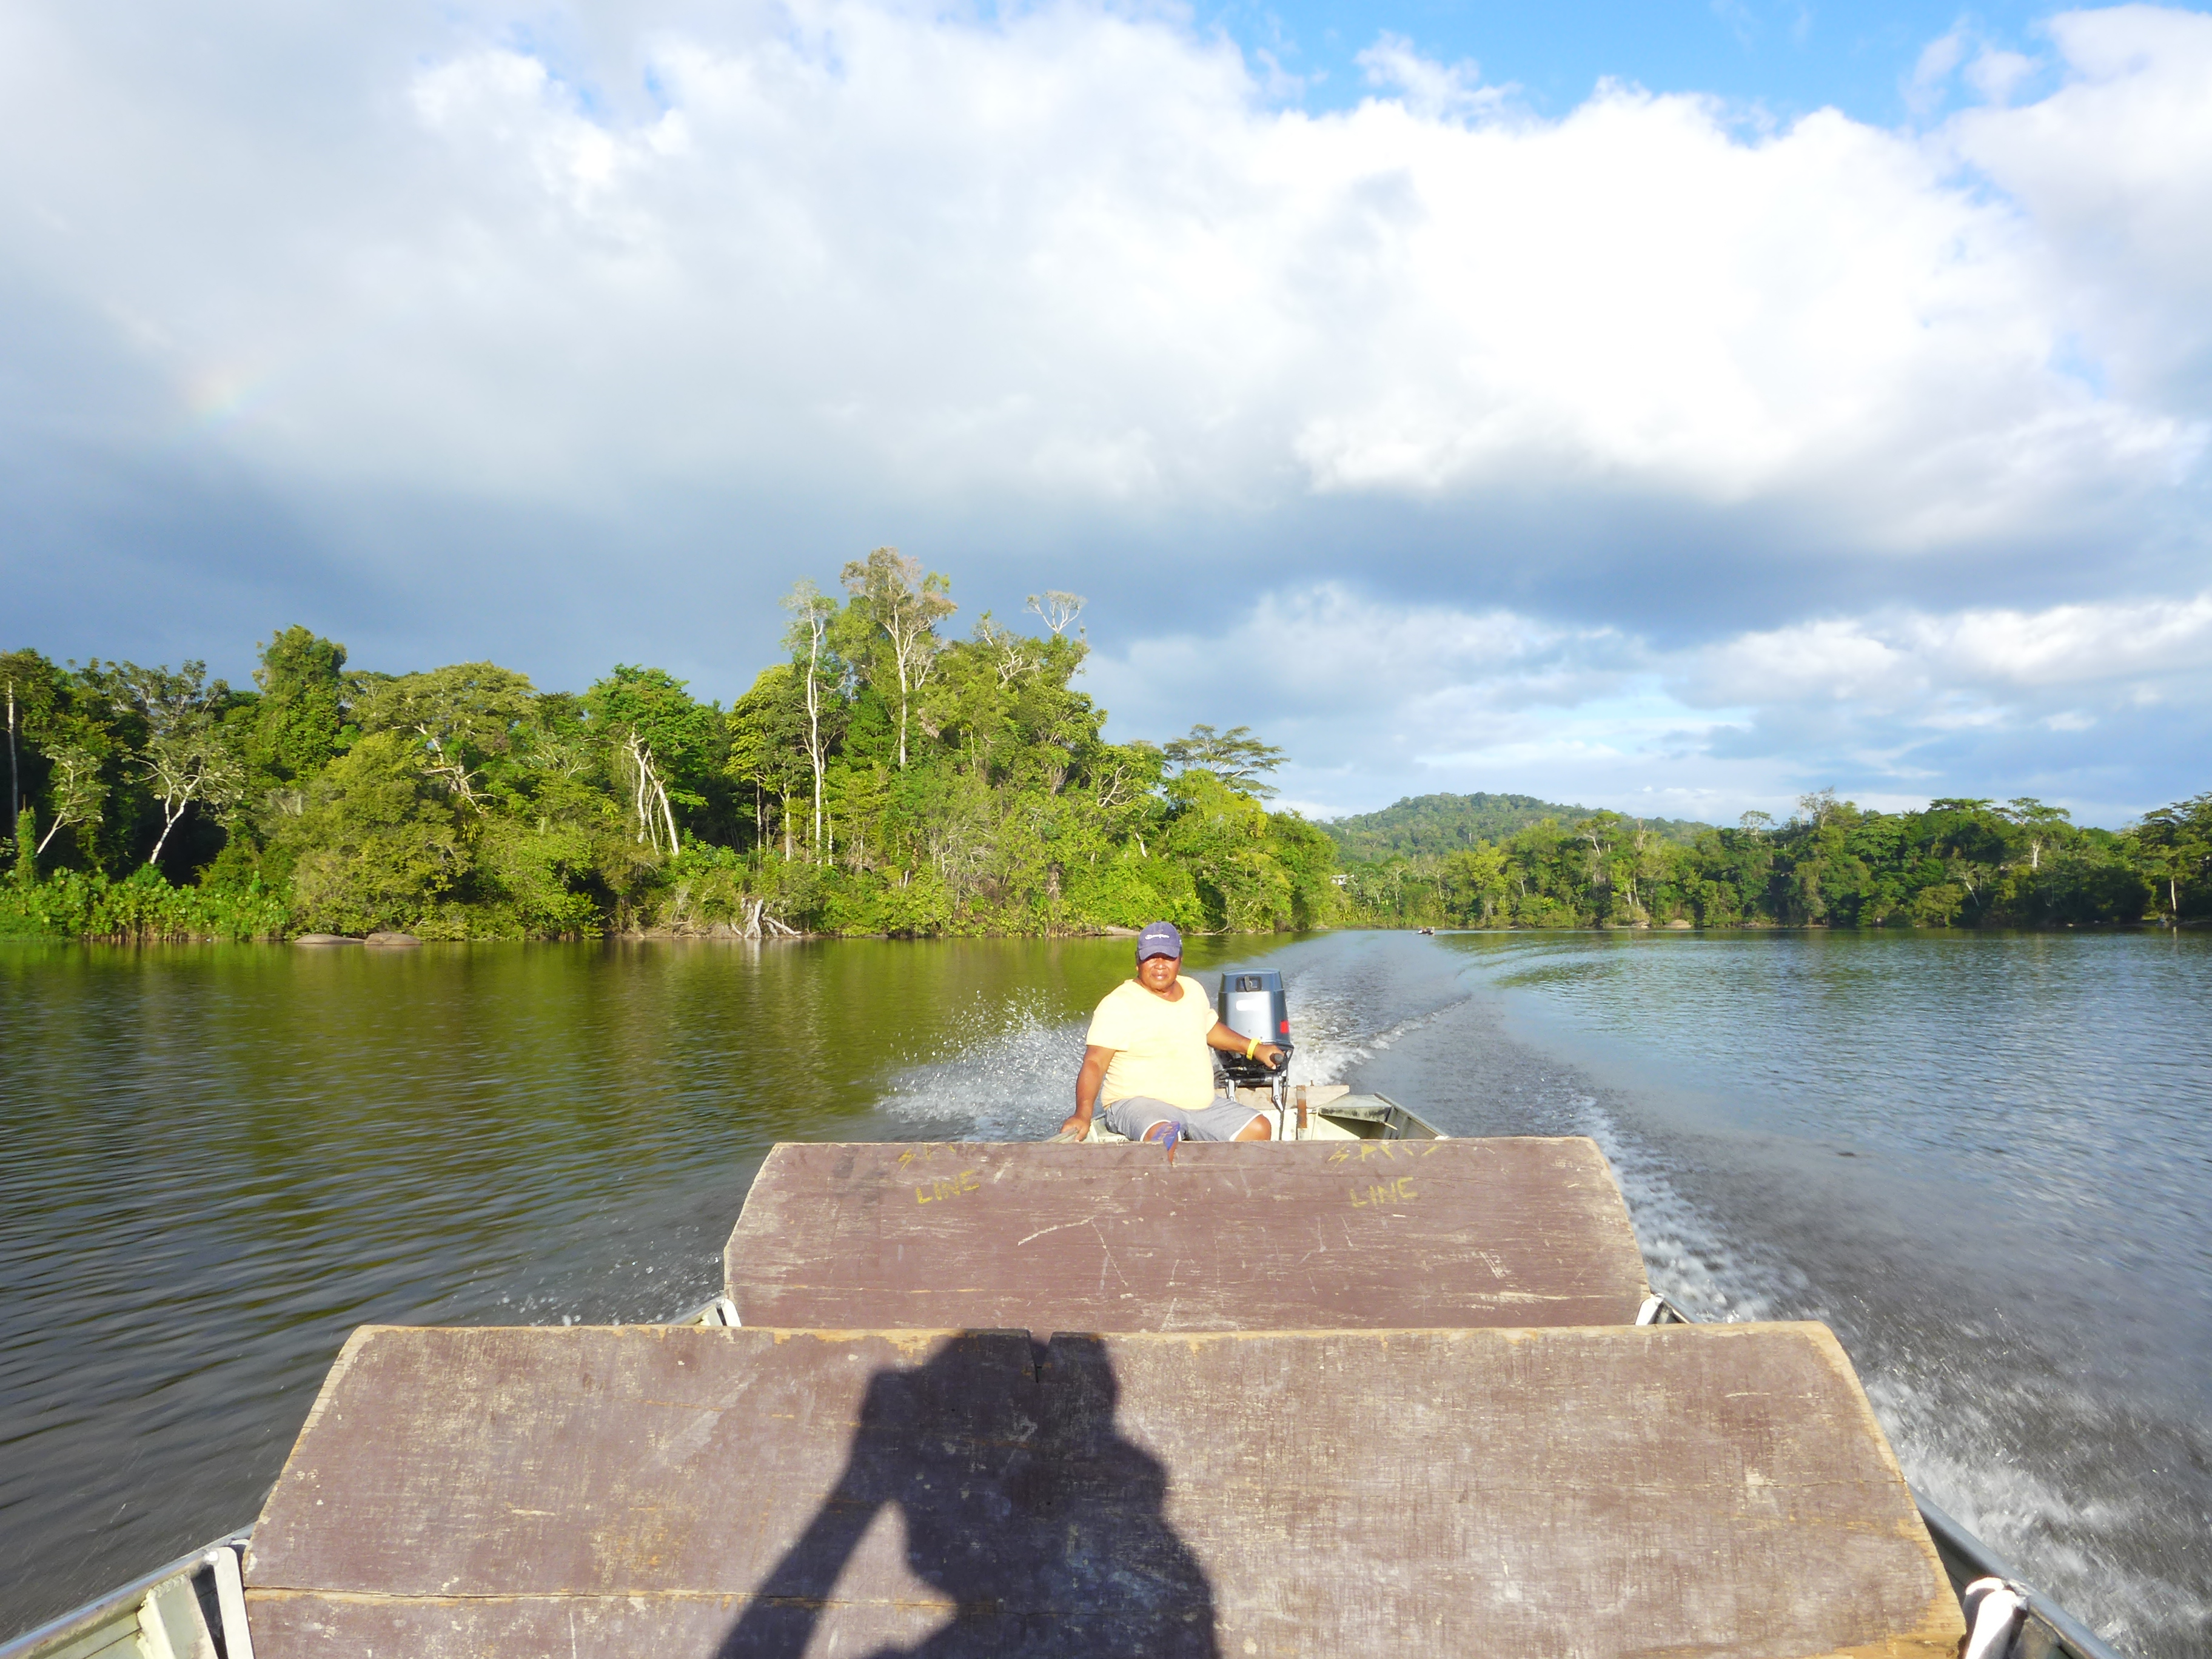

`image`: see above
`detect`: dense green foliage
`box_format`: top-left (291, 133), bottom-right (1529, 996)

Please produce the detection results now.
top-left (5, 577), bottom-right (2205, 940)
top-left (1335, 789), bottom-right (2212, 930)
top-left (0, 563), bottom-right (1334, 939)
top-left (1324, 791), bottom-right (1710, 860)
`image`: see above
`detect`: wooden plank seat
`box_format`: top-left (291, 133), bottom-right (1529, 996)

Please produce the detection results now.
top-left (725, 1137), bottom-right (1652, 1333)
top-left (244, 1321), bottom-right (1964, 1658)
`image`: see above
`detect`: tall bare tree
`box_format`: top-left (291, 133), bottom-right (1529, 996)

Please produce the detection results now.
top-left (1025, 591), bottom-right (1084, 636)
top-left (618, 731), bottom-right (680, 856)
top-left (35, 745), bottom-right (104, 857)
top-left (93, 661), bottom-right (246, 866)
top-left (142, 728), bottom-right (245, 865)
top-left (783, 580), bottom-right (839, 859)
top-left (973, 614), bottom-right (1036, 688)
top-left (2000, 797), bottom-right (2072, 872)
top-left (4, 680), bottom-right (16, 839)
top-left (842, 547), bottom-right (955, 770)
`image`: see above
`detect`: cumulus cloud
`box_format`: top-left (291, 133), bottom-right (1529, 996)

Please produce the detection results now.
top-left (1355, 33), bottom-right (1503, 121)
top-left (1681, 591), bottom-right (2212, 714)
top-left (1086, 583), bottom-right (2212, 824)
top-left (1, 0), bottom-right (2208, 819)
top-left (1949, 7), bottom-right (2212, 411)
top-left (3, 0), bottom-right (2205, 527)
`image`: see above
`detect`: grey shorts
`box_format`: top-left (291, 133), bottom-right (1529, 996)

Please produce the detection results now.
top-left (1100, 1095), bottom-right (1264, 1143)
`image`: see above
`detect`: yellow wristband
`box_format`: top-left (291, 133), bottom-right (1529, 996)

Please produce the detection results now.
top-left (1244, 1038), bottom-right (1258, 1059)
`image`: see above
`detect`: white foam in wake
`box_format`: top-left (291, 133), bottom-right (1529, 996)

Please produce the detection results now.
top-left (1564, 1094), bottom-right (1801, 1325)
top-left (873, 974), bottom-right (1432, 1138)
top-left (1279, 985), bottom-right (1444, 1088)
top-left (874, 1010), bottom-right (1086, 1141)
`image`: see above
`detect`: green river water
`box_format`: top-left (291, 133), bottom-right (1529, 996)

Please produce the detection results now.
top-left (2, 929), bottom-right (2207, 1654)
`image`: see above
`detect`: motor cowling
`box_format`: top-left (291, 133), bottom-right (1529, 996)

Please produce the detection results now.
top-left (1216, 969), bottom-right (1291, 1088)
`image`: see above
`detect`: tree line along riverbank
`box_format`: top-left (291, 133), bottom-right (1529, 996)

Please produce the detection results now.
top-left (1331, 789), bottom-right (2210, 930)
top-left (4, 555), bottom-right (2208, 940)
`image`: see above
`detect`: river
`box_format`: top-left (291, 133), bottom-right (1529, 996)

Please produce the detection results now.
top-left (1, 930), bottom-right (2205, 1653)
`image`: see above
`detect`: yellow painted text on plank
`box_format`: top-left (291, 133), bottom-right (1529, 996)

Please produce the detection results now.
top-left (1349, 1177), bottom-right (1418, 1208)
top-left (916, 1169), bottom-right (983, 1205)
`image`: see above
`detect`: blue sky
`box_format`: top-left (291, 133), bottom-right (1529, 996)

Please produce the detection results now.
top-left (2, 0), bottom-right (2210, 826)
top-left (1206, 0), bottom-right (2060, 119)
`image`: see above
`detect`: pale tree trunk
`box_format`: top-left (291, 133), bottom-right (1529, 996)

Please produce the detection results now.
top-left (658, 773), bottom-right (677, 853)
top-left (147, 797), bottom-right (188, 867)
top-left (5, 683), bottom-right (16, 840)
top-left (622, 733), bottom-right (680, 855)
top-left (803, 626), bottom-right (826, 859)
top-left (896, 655), bottom-right (910, 771)
top-left (844, 553), bottom-right (953, 774)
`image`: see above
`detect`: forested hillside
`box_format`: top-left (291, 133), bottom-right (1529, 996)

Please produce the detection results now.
top-left (3, 551), bottom-right (2207, 940)
top-left (1323, 792), bottom-right (1710, 860)
top-left (0, 555), bottom-right (1333, 939)
top-left (1332, 791), bottom-right (2212, 930)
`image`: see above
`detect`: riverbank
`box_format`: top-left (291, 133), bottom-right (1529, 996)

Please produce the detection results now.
top-left (4, 874), bottom-right (2202, 947)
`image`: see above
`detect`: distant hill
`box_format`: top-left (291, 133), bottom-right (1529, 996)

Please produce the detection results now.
top-left (1321, 792), bottom-right (1714, 862)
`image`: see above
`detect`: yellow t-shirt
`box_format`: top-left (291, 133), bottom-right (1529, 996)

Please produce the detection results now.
top-left (1087, 976), bottom-right (1218, 1111)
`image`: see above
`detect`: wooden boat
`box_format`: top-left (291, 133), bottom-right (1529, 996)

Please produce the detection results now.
top-left (1, 1110), bottom-right (2126, 1659)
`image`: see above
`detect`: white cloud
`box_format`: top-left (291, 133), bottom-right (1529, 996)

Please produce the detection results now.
top-left (1088, 583), bottom-right (2212, 823)
top-left (1688, 591), bottom-right (2212, 708)
top-left (1905, 27), bottom-right (1972, 115)
top-left (1355, 33), bottom-right (1502, 121)
top-left (1964, 48), bottom-right (2039, 106)
top-left (2, 0), bottom-right (2205, 545)
top-left (2, 1), bottom-right (2211, 822)
top-left (1948, 7), bottom-right (2212, 406)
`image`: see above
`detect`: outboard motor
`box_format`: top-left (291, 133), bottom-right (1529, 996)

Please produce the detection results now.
top-left (1217, 969), bottom-right (1292, 1095)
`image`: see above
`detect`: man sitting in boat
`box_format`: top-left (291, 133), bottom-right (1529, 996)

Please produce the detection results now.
top-left (1061, 920), bottom-right (1285, 1146)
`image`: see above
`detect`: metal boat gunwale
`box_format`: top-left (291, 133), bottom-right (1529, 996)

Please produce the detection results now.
top-left (0, 1529), bottom-right (252, 1659)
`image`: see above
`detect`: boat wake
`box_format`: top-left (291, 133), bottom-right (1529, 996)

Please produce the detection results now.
top-left (863, 932), bottom-right (2208, 1658)
top-left (873, 1008), bottom-right (1084, 1141)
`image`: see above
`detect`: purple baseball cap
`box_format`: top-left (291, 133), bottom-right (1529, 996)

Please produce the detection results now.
top-left (1136, 920), bottom-right (1183, 961)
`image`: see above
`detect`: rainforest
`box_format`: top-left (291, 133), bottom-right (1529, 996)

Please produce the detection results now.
top-left (3, 554), bottom-right (2207, 940)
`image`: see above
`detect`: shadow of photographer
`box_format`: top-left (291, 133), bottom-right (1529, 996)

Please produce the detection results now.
top-left (718, 1332), bottom-right (1216, 1658)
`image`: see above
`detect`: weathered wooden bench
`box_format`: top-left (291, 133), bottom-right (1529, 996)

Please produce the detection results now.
top-left (244, 1321), bottom-right (1963, 1657)
top-left (724, 1138), bottom-right (1654, 1333)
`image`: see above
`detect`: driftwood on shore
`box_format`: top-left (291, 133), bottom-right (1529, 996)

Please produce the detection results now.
top-left (626, 899), bottom-right (806, 940)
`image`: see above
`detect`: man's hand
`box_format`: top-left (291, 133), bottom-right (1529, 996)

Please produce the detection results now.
top-left (1059, 1110), bottom-right (1093, 1142)
top-left (1207, 1021), bottom-right (1285, 1071)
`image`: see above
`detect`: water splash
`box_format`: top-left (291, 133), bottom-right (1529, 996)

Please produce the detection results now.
top-left (875, 1010), bottom-right (1084, 1141)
